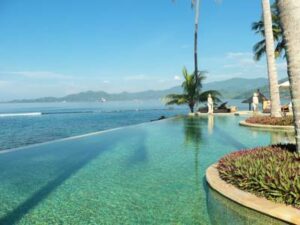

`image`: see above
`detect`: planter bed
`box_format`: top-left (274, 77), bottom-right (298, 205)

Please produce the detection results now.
top-left (206, 144), bottom-right (300, 224)
top-left (239, 120), bottom-right (294, 131)
top-left (245, 116), bottom-right (294, 126)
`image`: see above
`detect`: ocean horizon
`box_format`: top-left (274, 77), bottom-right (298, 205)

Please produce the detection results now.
top-left (0, 99), bottom-right (247, 151)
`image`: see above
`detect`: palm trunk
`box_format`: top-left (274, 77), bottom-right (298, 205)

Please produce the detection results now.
top-left (194, 24), bottom-right (198, 78)
top-left (189, 103), bottom-right (195, 113)
top-left (277, 0), bottom-right (300, 151)
top-left (194, 0), bottom-right (200, 85)
top-left (262, 0), bottom-right (282, 117)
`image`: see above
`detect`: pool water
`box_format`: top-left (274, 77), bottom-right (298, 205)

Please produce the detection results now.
top-left (0, 116), bottom-right (293, 225)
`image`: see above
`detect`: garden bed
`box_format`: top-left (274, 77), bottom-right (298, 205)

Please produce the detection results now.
top-left (245, 116), bottom-right (294, 126)
top-left (217, 144), bottom-right (300, 209)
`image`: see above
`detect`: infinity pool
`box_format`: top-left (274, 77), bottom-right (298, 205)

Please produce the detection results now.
top-left (0, 116), bottom-right (293, 225)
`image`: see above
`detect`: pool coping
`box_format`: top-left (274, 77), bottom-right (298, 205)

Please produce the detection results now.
top-left (206, 164), bottom-right (300, 225)
top-left (188, 111), bottom-right (253, 117)
top-left (239, 120), bottom-right (294, 131)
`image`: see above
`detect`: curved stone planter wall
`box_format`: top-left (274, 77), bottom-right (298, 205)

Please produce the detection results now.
top-left (206, 164), bottom-right (300, 225)
top-left (239, 120), bottom-right (294, 131)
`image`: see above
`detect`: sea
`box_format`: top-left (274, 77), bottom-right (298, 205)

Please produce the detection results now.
top-left (0, 99), bottom-right (247, 151)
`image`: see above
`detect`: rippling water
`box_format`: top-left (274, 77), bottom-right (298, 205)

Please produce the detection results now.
top-left (0, 116), bottom-right (291, 224)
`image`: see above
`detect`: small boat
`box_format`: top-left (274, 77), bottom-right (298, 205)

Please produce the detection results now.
top-left (99, 98), bottom-right (107, 103)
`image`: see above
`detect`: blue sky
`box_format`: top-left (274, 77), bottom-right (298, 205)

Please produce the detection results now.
top-left (0, 0), bottom-right (286, 100)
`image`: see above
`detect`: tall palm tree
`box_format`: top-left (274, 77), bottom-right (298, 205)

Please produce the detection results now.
top-left (173, 0), bottom-right (201, 84)
top-left (192, 0), bottom-right (201, 85)
top-left (261, 0), bottom-right (282, 117)
top-left (277, 0), bottom-right (300, 151)
top-left (164, 67), bottom-right (221, 113)
top-left (252, 3), bottom-right (285, 61)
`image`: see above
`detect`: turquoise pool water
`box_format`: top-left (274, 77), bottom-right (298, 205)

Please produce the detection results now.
top-left (0, 116), bottom-right (293, 225)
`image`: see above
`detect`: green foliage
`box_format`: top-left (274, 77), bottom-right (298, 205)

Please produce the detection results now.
top-left (246, 116), bottom-right (294, 126)
top-left (252, 3), bottom-right (285, 61)
top-left (217, 144), bottom-right (300, 208)
top-left (164, 67), bottom-right (221, 112)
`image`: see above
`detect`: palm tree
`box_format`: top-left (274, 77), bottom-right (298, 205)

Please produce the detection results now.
top-left (164, 67), bottom-right (221, 113)
top-left (192, 0), bottom-right (201, 84)
top-left (261, 0), bottom-right (282, 117)
top-left (277, 0), bottom-right (300, 151)
top-left (252, 3), bottom-right (285, 61)
top-left (172, 0), bottom-right (201, 83)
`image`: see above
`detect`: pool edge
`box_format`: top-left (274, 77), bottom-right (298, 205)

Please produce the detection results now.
top-left (206, 164), bottom-right (300, 225)
top-left (239, 120), bottom-right (294, 131)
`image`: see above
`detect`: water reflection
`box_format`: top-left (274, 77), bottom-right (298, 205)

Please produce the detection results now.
top-left (181, 116), bottom-right (290, 225)
top-left (183, 117), bottom-right (203, 183)
top-left (249, 129), bottom-right (295, 145)
top-left (208, 115), bottom-right (214, 135)
top-left (125, 128), bottom-right (148, 167)
top-left (270, 131), bottom-right (295, 144)
top-left (182, 117), bottom-right (204, 223)
top-left (183, 117), bottom-right (203, 147)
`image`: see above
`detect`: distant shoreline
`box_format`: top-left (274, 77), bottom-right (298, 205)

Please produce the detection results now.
top-left (2, 77), bottom-right (287, 103)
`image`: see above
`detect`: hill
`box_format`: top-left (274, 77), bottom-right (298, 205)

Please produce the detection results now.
top-left (203, 77), bottom-right (268, 99)
top-left (8, 77), bottom-right (270, 103)
top-left (233, 78), bottom-right (290, 100)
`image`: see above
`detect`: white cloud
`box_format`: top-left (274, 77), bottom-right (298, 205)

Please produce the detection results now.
top-left (205, 72), bottom-right (246, 82)
top-left (158, 79), bottom-right (167, 83)
top-left (180, 44), bottom-right (190, 49)
top-left (223, 64), bottom-right (238, 68)
top-left (201, 51), bottom-right (287, 83)
top-left (240, 58), bottom-right (256, 66)
top-left (174, 75), bottom-right (182, 81)
top-left (0, 52), bottom-right (288, 101)
top-left (123, 74), bottom-right (150, 81)
top-left (0, 80), bottom-right (10, 87)
top-left (226, 52), bottom-right (253, 59)
top-left (0, 71), bottom-right (73, 80)
top-left (223, 51), bottom-right (264, 70)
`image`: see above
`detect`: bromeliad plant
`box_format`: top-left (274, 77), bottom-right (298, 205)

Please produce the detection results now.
top-left (164, 67), bottom-right (221, 113)
top-left (217, 144), bottom-right (300, 208)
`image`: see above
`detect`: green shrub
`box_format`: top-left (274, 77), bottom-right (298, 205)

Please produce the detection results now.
top-left (245, 116), bottom-right (294, 126)
top-left (217, 144), bottom-right (300, 208)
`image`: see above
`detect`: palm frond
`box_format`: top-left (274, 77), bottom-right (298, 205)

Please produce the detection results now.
top-left (191, 0), bottom-right (196, 6)
top-left (251, 21), bottom-right (264, 35)
top-left (252, 2), bottom-right (285, 61)
top-left (191, 70), bottom-right (206, 90)
top-left (253, 39), bottom-right (266, 61)
top-left (275, 40), bottom-right (286, 58)
top-left (164, 94), bottom-right (188, 105)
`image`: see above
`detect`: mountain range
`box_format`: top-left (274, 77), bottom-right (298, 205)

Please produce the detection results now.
top-left (7, 77), bottom-right (289, 103)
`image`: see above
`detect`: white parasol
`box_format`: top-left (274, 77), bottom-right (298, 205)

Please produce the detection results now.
top-left (278, 81), bottom-right (290, 88)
